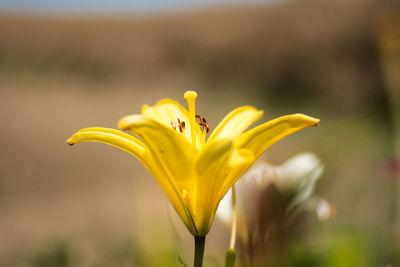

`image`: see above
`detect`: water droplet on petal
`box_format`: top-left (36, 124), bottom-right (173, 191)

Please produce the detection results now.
top-left (181, 188), bottom-right (188, 198)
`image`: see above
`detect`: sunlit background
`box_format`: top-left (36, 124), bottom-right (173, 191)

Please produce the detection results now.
top-left (0, 0), bottom-right (399, 266)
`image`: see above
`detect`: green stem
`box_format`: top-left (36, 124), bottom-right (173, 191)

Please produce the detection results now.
top-left (225, 248), bottom-right (236, 267)
top-left (194, 236), bottom-right (206, 267)
top-left (225, 185), bottom-right (237, 267)
top-left (229, 185), bottom-right (237, 250)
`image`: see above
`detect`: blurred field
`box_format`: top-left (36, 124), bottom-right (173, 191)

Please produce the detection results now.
top-left (0, 0), bottom-right (399, 266)
top-left (0, 0), bottom-right (393, 109)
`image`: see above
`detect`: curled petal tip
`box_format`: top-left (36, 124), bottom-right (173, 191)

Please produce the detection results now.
top-left (295, 113), bottom-right (320, 126)
top-left (311, 118), bottom-right (320, 126)
top-left (66, 139), bottom-right (75, 145)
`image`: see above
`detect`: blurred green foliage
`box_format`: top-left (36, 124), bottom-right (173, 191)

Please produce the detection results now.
top-left (27, 241), bottom-right (75, 267)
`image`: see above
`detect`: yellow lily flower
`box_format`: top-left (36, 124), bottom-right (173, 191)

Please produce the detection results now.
top-left (67, 91), bottom-right (319, 237)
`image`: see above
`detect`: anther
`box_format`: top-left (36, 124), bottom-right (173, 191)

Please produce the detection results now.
top-left (195, 114), bottom-right (210, 133)
top-left (171, 121), bottom-right (176, 130)
top-left (177, 118), bottom-right (186, 133)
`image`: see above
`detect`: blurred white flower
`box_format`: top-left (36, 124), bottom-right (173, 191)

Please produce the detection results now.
top-left (272, 152), bottom-right (325, 212)
top-left (217, 152), bottom-right (331, 244)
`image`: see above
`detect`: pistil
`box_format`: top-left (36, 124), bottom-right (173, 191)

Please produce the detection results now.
top-left (184, 91), bottom-right (198, 146)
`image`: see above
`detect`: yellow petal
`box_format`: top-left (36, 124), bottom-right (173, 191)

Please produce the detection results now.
top-left (67, 127), bottom-right (196, 234)
top-left (195, 138), bottom-right (234, 234)
top-left (142, 99), bottom-right (188, 126)
top-left (118, 115), bottom-right (197, 184)
top-left (208, 106), bottom-right (264, 143)
top-left (119, 114), bottom-right (200, 233)
top-left (216, 149), bottom-right (255, 200)
top-left (236, 114), bottom-right (320, 158)
top-left (67, 127), bottom-right (147, 162)
top-left (143, 155), bottom-right (198, 235)
top-left (209, 148), bottom-right (256, 234)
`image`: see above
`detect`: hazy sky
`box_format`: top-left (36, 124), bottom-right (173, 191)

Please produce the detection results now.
top-left (0, 0), bottom-right (272, 13)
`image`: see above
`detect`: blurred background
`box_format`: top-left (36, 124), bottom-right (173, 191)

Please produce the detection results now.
top-left (0, 0), bottom-right (399, 266)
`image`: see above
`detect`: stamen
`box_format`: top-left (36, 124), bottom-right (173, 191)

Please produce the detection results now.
top-left (196, 114), bottom-right (209, 133)
top-left (177, 118), bottom-right (185, 133)
top-left (171, 121), bottom-right (176, 130)
top-left (202, 117), bottom-right (209, 133)
top-left (172, 118), bottom-right (187, 133)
